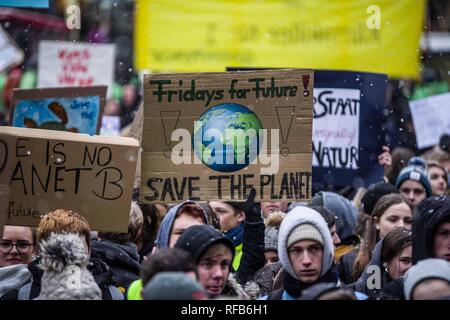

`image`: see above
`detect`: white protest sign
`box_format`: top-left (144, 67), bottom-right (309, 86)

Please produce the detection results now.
top-left (37, 41), bottom-right (115, 96)
top-left (312, 88), bottom-right (360, 169)
top-left (409, 92), bottom-right (450, 149)
top-left (0, 26), bottom-right (24, 73)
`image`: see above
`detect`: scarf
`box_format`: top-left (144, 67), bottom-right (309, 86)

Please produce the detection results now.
top-left (225, 224), bottom-right (244, 247)
top-left (283, 267), bottom-right (338, 298)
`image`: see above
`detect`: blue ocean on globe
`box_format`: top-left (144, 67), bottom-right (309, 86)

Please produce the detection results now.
top-left (193, 103), bottom-right (263, 172)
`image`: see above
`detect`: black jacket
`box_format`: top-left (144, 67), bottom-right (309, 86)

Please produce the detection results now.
top-left (1, 257), bottom-right (123, 300)
top-left (336, 249), bottom-right (358, 284)
top-left (350, 239), bottom-right (392, 298)
top-left (380, 277), bottom-right (405, 300)
top-left (380, 196), bottom-right (450, 300)
top-left (234, 220), bottom-right (265, 285)
top-left (90, 240), bottom-right (141, 290)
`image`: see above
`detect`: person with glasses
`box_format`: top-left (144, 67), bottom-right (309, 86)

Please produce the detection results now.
top-left (0, 226), bottom-right (35, 268)
top-left (396, 157), bottom-right (432, 208)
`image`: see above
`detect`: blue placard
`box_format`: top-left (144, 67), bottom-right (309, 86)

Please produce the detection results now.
top-left (312, 70), bottom-right (388, 191)
top-left (12, 96), bottom-right (101, 136)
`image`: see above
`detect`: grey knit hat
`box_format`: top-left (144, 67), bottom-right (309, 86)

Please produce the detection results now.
top-left (264, 226), bottom-right (279, 251)
top-left (287, 223), bottom-right (324, 248)
top-left (404, 258), bottom-right (450, 300)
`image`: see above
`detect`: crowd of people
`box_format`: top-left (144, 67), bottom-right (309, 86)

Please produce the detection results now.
top-left (0, 141), bottom-right (449, 300)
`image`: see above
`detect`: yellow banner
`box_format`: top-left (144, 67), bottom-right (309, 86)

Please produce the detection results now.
top-left (135, 0), bottom-right (425, 79)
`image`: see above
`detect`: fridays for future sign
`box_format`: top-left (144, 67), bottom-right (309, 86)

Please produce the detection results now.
top-left (141, 69), bottom-right (314, 203)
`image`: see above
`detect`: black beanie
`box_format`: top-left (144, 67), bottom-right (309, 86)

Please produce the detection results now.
top-left (174, 225), bottom-right (235, 262)
top-left (361, 182), bottom-right (400, 216)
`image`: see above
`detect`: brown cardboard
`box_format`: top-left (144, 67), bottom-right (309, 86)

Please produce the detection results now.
top-left (142, 69), bottom-right (313, 203)
top-left (0, 126), bottom-right (139, 232)
top-left (10, 86), bottom-right (106, 135)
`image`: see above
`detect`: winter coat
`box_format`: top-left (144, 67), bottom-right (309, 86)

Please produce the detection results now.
top-left (243, 261), bottom-right (283, 299)
top-left (412, 195), bottom-right (450, 264)
top-left (0, 264), bottom-right (31, 298)
top-left (380, 196), bottom-right (450, 300)
top-left (336, 249), bottom-right (358, 284)
top-left (310, 191), bottom-right (358, 243)
top-left (219, 273), bottom-right (250, 300)
top-left (90, 239), bottom-right (141, 290)
top-left (380, 278), bottom-right (405, 300)
top-left (234, 219), bottom-right (265, 285)
top-left (1, 256), bottom-right (123, 300)
top-left (351, 239), bottom-right (391, 298)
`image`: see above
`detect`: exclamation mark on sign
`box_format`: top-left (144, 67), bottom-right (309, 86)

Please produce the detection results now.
top-left (275, 106), bottom-right (295, 157)
top-left (302, 74), bottom-right (310, 97)
top-left (160, 111), bottom-right (181, 158)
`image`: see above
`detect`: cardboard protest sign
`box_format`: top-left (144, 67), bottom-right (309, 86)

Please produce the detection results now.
top-left (0, 127), bottom-right (139, 232)
top-left (0, 25), bottom-right (24, 73)
top-left (11, 86), bottom-right (106, 136)
top-left (37, 41), bottom-right (115, 96)
top-left (409, 92), bottom-right (450, 150)
top-left (142, 69), bottom-right (313, 203)
top-left (313, 70), bottom-right (387, 189)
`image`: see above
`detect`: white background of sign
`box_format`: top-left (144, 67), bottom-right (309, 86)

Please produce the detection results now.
top-left (410, 92), bottom-right (450, 149)
top-left (37, 41), bottom-right (115, 97)
top-left (312, 88), bottom-right (360, 169)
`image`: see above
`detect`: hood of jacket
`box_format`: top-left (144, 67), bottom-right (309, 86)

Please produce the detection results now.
top-left (90, 240), bottom-right (140, 290)
top-left (91, 240), bottom-right (140, 276)
top-left (354, 238), bottom-right (390, 296)
top-left (320, 191), bottom-right (357, 242)
top-left (278, 206), bottom-right (334, 280)
top-left (154, 201), bottom-right (207, 249)
top-left (412, 195), bottom-right (450, 264)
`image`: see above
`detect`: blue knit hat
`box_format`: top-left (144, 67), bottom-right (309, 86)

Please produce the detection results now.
top-left (395, 157), bottom-right (432, 197)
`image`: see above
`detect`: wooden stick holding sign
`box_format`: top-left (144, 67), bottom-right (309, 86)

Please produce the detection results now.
top-left (0, 127), bottom-right (139, 232)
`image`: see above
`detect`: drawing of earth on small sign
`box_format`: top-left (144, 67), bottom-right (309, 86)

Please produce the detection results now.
top-left (193, 103), bottom-right (263, 172)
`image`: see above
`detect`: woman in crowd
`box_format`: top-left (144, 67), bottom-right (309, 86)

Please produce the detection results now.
top-left (351, 193), bottom-right (413, 282)
top-left (351, 227), bottom-right (412, 298)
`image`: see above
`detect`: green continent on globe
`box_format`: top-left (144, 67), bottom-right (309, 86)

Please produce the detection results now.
top-left (193, 103), bottom-right (263, 172)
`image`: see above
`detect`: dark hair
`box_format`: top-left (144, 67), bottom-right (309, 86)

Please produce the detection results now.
top-left (138, 203), bottom-right (160, 251)
top-left (310, 205), bottom-right (336, 228)
top-left (385, 147), bottom-right (414, 184)
top-left (176, 203), bottom-right (206, 221)
top-left (140, 248), bottom-right (197, 286)
top-left (381, 227), bottom-right (412, 264)
top-left (198, 202), bottom-right (221, 230)
top-left (353, 193), bottom-right (412, 280)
